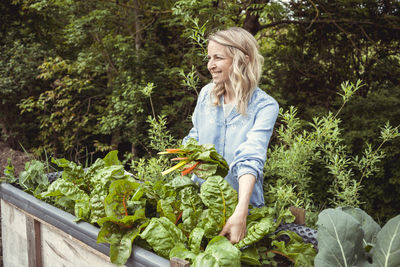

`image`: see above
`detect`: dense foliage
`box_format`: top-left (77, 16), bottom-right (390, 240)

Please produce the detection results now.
top-left (5, 143), bottom-right (320, 266)
top-left (1, 0), bottom-right (399, 223)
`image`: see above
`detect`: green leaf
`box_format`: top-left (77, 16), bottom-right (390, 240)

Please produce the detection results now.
top-left (372, 215), bottom-right (400, 267)
top-left (97, 220), bottom-right (149, 266)
top-left (339, 207), bottom-right (381, 247)
top-left (42, 178), bottom-right (90, 221)
top-left (247, 206), bottom-right (275, 222)
top-left (272, 231), bottom-right (316, 267)
top-left (2, 158), bottom-right (17, 183)
top-left (166, 175), bottom-right (196, 189)
top-left (19, 160), bottom-right (49, 191)
top-left (179, 186), bottom-right (204, 233)
top-left (199, 175), bottom-right (238, 237)
top-left (51, 157), bottom-right (85, 185)
top-left (189, 227), bottom-right (204, 254)
top-left (98, 208), bottom-right (146, 227)
top-left (169, 243), bottom-right (196, 262)
top-left (236, 216), bottom-right (275, 249)
top-left (192, 236), bottom-right (241, 267)
top-left (140, 217), bottom-right (187, 258)
top-left (314, 208), bottom-right (366, 267)
top-left (103, 150), bottom-right (121, 166)
top-left (157, 197), bottom-right (177, 223)
top-left (103, 179), bottom-right (141, 218)
top-left (240, 246), bottom-right (261, 266)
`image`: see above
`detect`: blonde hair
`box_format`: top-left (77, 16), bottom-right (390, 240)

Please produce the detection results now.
top-left (208, 27), bottom-right (264, 115)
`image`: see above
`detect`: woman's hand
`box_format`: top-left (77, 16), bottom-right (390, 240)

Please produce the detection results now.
top-left (219, 207), bottom-right (248, 244)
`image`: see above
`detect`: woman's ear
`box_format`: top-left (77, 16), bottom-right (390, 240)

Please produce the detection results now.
top-left (245, 55), bottom-right (250, 64)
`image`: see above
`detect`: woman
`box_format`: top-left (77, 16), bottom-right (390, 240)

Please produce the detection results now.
top-left (183, 27), bottom-right (279, 244)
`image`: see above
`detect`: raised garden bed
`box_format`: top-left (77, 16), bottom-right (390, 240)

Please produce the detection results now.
top-left (0, 182), bottom-right (170, 267)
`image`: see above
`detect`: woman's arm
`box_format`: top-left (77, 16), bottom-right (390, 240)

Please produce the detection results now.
top-left (219, 173), bottom-right (256, 244)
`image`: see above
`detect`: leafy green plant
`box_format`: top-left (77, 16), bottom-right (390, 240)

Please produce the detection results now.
top-left (158, 137), bottom-right (229, 178)
top-left (1, 159), bottom-right (17, 184)
top-left (271, 231), bottom-right (316, 266)
top-left (41, 150), bottom-right (132, 223)
top-left (315, 207), bottom-right (400, 267)
top-left (264, 80), bottom-right (400, 224)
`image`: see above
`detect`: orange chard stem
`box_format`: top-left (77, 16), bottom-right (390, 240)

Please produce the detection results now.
top-left (181, 161), bottom-right (201, 176)
top-left (166, 148), bottom-right (183, 153)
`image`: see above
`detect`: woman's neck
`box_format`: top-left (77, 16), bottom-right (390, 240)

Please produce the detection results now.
top-left (223, 85), bottom-right (236, 104)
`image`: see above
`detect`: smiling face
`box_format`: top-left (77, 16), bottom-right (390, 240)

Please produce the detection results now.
top-left (207, 41), bottom-right (233, 85)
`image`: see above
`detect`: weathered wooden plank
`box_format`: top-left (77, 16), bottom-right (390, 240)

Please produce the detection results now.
top-left (26, 216), bottom-right (42, 267)
top-left (1, 200), bottom-right (124, 267)
top-left (1, 199), bottom-right (29, 267)
top-left (40, 220), bottom-right (123, 267)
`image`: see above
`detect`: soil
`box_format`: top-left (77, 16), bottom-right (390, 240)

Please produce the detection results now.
top-left (0, 141), bottom-right (32, 267)
top-left (0, 141), bottom-right (32, 177)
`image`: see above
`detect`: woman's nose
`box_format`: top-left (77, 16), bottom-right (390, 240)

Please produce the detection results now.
top-left (208, 60), bottom-right (215, 69)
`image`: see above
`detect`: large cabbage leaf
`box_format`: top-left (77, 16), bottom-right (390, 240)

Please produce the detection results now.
top-left (339, 207), bottom-right (381, 247)
top-left (314, 208), bottom-right (367, 267)
top-left (371, 214), bottom-right (400, 267)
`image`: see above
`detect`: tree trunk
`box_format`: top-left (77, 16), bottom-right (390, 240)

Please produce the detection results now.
top-left (133, 0), bottom-right (142, 50)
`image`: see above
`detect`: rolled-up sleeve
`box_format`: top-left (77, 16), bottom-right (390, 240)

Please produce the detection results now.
top-left (231, 99), bottom-right (279, 181)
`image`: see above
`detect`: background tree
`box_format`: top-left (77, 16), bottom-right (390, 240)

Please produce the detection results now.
top-left (1, 0), bottom-right (399, 222)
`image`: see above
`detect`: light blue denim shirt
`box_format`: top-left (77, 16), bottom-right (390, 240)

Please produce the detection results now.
top-left (183, 83), bottom-right (279, 208)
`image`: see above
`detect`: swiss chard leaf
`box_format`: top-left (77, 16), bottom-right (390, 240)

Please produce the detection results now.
top-left (179, 186), bottom-right (204, 233)
top-left (240, 246), bottom-right (261, 266)
top-left (198, 175), bottom-right (238, 237)
top-left (169, 243), bottom-right (197, 263)
top-left (157, 197), bottom-right (177, 223)
top-left (89, 165), bottom-right (131, 223)
top-left (236, 216), bottom-right (275, 249)
top-left (103, 150), bottom-right (122, 166)
top-left (192, 236), bottom-right (241, 267)
top-left (271, 231), bottom-right (316, 267)
top-left (189, 227), bottom-right (205, 254)
top-left (103, 179), bottom-right (141, 218)
top-left (51, 157), bottom-right (85, 187)
top-left (42, 178), bottom-right (90, 221)
top-left (140, 217), bottom-right (187, 259)
top-left (166, 175), bottom-right (196, 189)
top-left (97, 219), bottom-right (149, 265)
